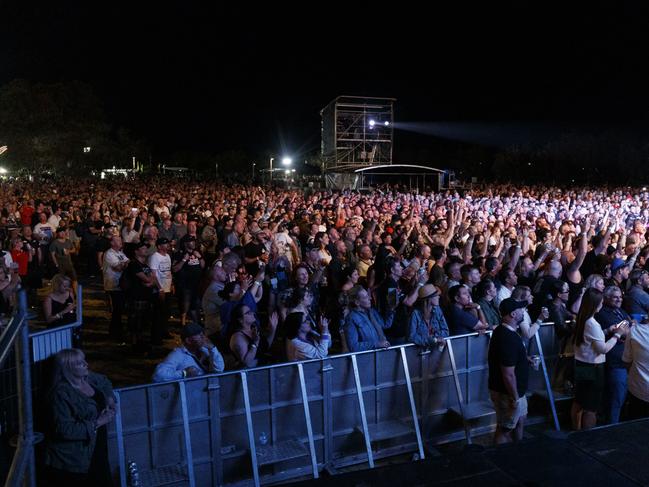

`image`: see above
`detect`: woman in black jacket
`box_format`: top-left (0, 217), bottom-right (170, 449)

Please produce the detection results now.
top-left (44, 348), bottom-right (116, 486)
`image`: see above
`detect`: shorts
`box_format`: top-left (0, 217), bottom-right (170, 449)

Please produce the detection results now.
top-left (490, 390), bottom-right (528, 430)
top-left (574, 360), bottom-right (604, 412)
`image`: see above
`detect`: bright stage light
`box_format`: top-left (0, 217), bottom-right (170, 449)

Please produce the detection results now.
top-left (369, 120), bottom-right (376, 128)
top-left (282, 157), bottom-right (292, 166)
top-left (384, 121), bottom-right (390, 126)
top-left (0, 167), bottom-right (7, 174)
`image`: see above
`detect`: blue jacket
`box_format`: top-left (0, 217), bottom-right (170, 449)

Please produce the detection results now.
top-left (408, 307), bottom-right (450, 347)
top-left (344, 308), bottom-right (389, 352)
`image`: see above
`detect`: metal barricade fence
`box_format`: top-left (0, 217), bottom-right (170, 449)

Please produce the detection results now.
top-left (0, 291), bottom-right (37, 487)
top-left (109, 323), bottom-right (566, 487)
top-left (1, 286), bottom-right (83, 486)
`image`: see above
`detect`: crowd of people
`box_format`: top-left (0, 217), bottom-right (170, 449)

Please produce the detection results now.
top-left (2, 176), bottom-right (649, 457)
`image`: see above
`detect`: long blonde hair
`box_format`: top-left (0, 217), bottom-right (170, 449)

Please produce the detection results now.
top-left (50, 348), bottom-right (85, 392)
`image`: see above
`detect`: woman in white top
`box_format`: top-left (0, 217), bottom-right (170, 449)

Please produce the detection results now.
top-left (314, 232), bottom-right (332, 266)
top-left (571, 288), bottom-right (629, 430)
top-left (285, 311), bottom-right (331, 361)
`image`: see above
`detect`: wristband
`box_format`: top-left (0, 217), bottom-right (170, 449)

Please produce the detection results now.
top-left (613, 333), bottom-right (622, 340)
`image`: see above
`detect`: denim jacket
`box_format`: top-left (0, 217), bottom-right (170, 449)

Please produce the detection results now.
top-left (343, 308), bottom-right (390, 352)
top-left (408, 307), bottom-right (450, 347)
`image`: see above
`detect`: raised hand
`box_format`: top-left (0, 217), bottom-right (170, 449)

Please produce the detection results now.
top-left (269, 311), bottom-right (279, 329)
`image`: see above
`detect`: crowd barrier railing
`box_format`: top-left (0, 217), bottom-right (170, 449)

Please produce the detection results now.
top-left (1, 291), bottom-right (38, 487)
top-left (109, 322), bottom-right (566, 487)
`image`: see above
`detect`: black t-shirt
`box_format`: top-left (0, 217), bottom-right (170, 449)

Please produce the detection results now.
top-left (124, 258), bottom-right (155, 301)
top-left (488, 325), bottom-right (529, 396)
top-left (172, 250), bottom-right (203, 288)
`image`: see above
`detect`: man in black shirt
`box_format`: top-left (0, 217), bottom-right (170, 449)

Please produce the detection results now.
top-left (172, 236), bottom-right (205, 326)
top-left (488, 297), bottom-right (529, 444)
top-left (124, 241), bottom-right (158, 351)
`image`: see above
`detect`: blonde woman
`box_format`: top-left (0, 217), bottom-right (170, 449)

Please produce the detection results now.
top-left (44, 348), bottom-right (115, 486)
top-left (44, 273), bottom-right (80, 346)
top-left (44, 274), bottom-right (76, 328)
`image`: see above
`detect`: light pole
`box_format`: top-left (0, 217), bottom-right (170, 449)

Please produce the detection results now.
top-left (269, 156), bottom-right (292, 184)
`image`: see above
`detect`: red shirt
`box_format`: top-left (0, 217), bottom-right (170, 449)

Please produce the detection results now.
top-left (10, 249), bottom-right (28, 276)
top-left (20, 206), bottom-right (34, 226)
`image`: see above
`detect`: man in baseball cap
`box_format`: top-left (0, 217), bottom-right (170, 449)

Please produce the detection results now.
top-left (152, 323), bottom-right (225, 382)
top-left (488, 297), bottom-right (530, 444)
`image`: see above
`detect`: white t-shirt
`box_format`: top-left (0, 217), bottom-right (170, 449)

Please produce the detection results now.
top-left (34, 223), bottom-right (54, 245)
top-left (154, 205), bottom-right (170, 216)
top-left (47, 214), bottom-right (61, 230)
top-left (623, 323), bottom-right (649, 402)
top-left (574, 317), bottom-right (606, 364)
top-left (148, 252), bottom-right (172, 292)
top-left (103, 248), bottom-right (129, 291)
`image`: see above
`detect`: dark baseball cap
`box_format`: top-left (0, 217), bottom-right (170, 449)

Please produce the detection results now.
top-left (134, 241), bottom-right (150, 250)
top-left (499, 297), bottom-right (527, 316)
top-left (156, 237), bottom-right (170, 246)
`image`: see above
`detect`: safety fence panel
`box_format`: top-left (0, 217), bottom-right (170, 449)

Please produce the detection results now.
top-left (110, 329), bottom-right (567, 487)
top-left (110, 360), bottom-right (327, 487)
top-left (416, 343), bottom-right (457, 440)
top-left (528, 323), bottom-right (566, 392)
top-left (327, 347), bottom-right (419, 468)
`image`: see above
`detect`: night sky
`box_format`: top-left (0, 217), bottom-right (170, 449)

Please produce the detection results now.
top-left (2, 2), bottom-right (649, 161)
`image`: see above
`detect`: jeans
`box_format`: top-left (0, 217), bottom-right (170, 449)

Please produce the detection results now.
top-left (605, 367), bottom-right (627, 424)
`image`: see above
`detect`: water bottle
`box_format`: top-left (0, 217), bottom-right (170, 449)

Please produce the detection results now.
top-left (259, 431), bottom-right (268, 446)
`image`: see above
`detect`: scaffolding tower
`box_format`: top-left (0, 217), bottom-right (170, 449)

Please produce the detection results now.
top-left (320, 96), bottom-right (395, 172)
